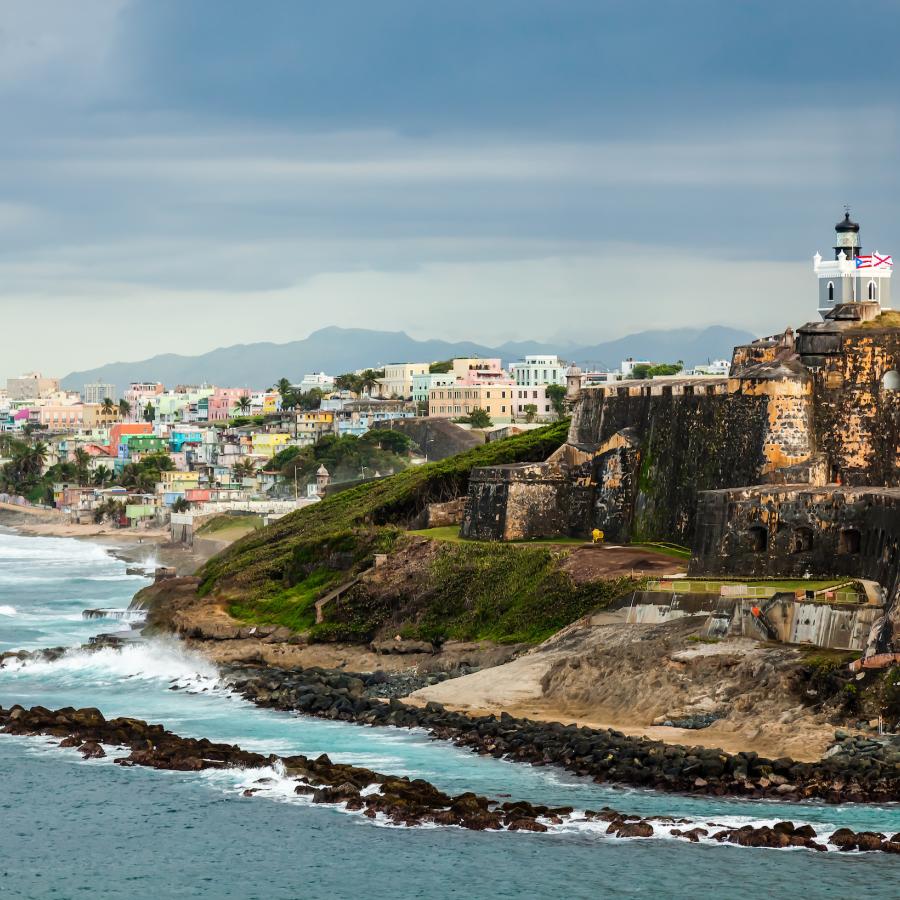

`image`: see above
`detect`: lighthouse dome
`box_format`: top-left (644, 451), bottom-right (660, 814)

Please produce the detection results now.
top-left (835, 210), bottom-right (859, 233)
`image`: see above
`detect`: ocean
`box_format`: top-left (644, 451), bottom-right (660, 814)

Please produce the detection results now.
top-left (1, 528), bottom-right (899, 899)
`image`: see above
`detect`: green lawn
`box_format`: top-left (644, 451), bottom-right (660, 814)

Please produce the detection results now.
top-left (197, 514), bottom-right (263, 536)
top-left (408, 525), bottom-right (587, 546)
top-left (629, 541), bottom-right (692, 560)
top-left (648, 577), bottom-right (854, 596)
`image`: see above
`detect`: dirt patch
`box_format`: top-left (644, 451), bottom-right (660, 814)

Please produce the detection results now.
top-left (560, 545), bottom-right (686, 584)
top-left (409, 616), bottom-right (838, 761)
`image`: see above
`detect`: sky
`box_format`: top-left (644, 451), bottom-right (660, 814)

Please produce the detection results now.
top-left (2, 0), bottom-right (900, 376)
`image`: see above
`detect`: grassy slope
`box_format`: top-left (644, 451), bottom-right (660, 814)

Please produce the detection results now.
top-left (200, 420), bottom-right (571, 600)
top-left (318, 541), bottom-right (642, 645)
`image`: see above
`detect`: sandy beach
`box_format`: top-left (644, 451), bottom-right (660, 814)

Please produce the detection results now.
top-left (0, 503), bottom-right (226, 576)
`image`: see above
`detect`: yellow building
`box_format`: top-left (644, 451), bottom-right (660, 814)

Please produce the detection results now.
top-left (251, 431), bottom-right (292, 458)
top-left (376, 363), bottom-right (430, 399)
top-left (427, 384), bottom-right (514, 423)
top-left (82, 404), bottom-right (120, 429)
top-left (160, 470), bottom-right (200, 490)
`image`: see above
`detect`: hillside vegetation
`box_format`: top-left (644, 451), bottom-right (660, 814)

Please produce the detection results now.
top-left (200, 420), bottom-right (570, 600)
top-left (313, 540), bottom-right (642, 645)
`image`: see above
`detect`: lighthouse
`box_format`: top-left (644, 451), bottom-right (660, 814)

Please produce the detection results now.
top-left (814, 210), bottom-right (892, 318)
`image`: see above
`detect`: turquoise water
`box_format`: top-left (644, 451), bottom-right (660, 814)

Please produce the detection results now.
top-left (1, 529), bottom-right (899, 899)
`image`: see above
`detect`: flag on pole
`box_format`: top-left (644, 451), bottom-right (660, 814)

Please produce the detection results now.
top-left (856, 254), bottom-right (893, 269)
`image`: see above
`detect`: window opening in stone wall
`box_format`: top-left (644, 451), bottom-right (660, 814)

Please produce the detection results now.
top-left (828, 281), bottom-right (834, 302)
top-left (838, 529), bottom-right (861, 554)
top-left (748, 525), bottom-right (767, 553)
top-left (882, 370), bottom-right (900, 390)
top-left (790, 526), bottom-right (813, 553)
top-left (868, 280), bottom-right (877, 300)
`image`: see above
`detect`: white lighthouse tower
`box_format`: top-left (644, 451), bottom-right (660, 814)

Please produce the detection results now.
top-left (814, 210), bottom-right (892, 318)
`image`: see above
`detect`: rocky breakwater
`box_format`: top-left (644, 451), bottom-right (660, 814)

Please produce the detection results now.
top-left (3, 703), bottom-right (898, 853)
top-left (225, 664), bottom-right (900, 804)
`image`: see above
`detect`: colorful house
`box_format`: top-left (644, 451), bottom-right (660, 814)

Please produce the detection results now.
top-left (250, 432), bottom-right (292, 458)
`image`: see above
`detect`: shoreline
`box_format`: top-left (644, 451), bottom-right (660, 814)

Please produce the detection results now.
top-left (5, 518), bottom-right (894, 810)
top-left (6, 701), bottom-right (895, 854)
top-left (0, 506), bottom-right (228, 577)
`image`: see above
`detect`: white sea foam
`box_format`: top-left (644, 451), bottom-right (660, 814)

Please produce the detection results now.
top-left (0, 638), bottom-right (218, 688)
top-left (0, 604), bottom-right (16, 616)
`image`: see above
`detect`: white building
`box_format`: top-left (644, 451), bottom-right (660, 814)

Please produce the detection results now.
top-left (298, 372), bottom-right (335, 393)
top-left (509, 355), bottom-right (566, 387)
top-left (691, 359), bottom-right (730, 376)
top-left (83, 382), bottom-right (116, 404)
top-left (620, 358), bottom-right (652, 379)
top-left (412, 372), bottom-right (457, 407)
top-left (814, 210), bottom-right (892, 318)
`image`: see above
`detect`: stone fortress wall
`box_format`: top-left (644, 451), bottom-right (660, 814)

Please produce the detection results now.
top-left (459, 300), bottom-right (900, 650)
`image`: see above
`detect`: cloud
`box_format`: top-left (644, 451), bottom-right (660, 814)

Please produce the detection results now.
top-left (1, 1), bottom-right (899, 379)
top-left (0, 246), bottom-right (813, 375)
top-left (0, 0), bottom-right (129, 99)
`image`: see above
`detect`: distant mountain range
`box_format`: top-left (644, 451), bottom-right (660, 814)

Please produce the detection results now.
top-left (61, 325), bottom-right (754, 392)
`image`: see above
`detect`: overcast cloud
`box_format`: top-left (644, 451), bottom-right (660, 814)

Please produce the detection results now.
top-left (1, 0), bottom-right (899, 375)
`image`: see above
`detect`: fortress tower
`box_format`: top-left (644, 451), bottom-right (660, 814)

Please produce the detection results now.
top-left (814, 210), bottom-right (892, 318)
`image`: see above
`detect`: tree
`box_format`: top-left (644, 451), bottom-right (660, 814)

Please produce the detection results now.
top-left (523, 403), bottom-right (538, 423)
top-left (545, 384), bottom-right (566, 418)
top-left (360, 369), bottom-right (383, 396)
top-left (429, 360), bottom-right (453, 374)
top-left (171, 496), bottom-right (190, 513)
top-left (467, 407), bottom-right (492, 429)
top-left (73, 447), bottom-right (90, 484)
top-left (100, 397), bottom-right (116, 417)
top-left (295, 388), bottom-right (323, 410)
top-left (232, 459), bottom-right (257, 480)
top-left (118, 399), bottom-right (132, 419)
top-left (236, 395), bottom-right (252, 415)
top-left (631, 362), bottom-right (683, 380)
top-left (143, 402), bottom-right (156, 423)
top-left (28, 441), bottom-right (48, 476)
top-left (361, 429), bottom-right (412, 455)
top-left (93, 497), bottom-right (125, 524)
top-left (332, 373), bottom-right (357, 393)
top-left (92, 465), bottom-right (113, 487)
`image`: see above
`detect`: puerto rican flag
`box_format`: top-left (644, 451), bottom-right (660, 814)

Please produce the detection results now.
top-left (855, 253), bottom-right (893, 269)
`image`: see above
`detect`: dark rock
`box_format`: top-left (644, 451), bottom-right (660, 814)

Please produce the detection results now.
top-left (78, 741), bottom-right (106, 759)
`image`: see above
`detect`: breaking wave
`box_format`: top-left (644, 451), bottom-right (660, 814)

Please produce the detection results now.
top-left (0, 638), bottom-right (218, 689)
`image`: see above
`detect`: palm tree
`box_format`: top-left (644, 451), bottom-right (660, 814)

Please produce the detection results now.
top-left (232, 459), bottom-right (256, 480)
top-left (236, 395), bottom-right (252, 415)
top-left (143, 402), bottom-right (156, 423)
top-left (92, 465), bottom-right (112, 487)
top-left (73, 447), bottom-right (90, 484)
top-left (361, 369), bottom-right (381, 396)
top-left (28, 441), bottom-right (48, 478)
top-left (100, 398), bottom-right (116, 417)
top-left (118, 399), bottom-right (132, 419)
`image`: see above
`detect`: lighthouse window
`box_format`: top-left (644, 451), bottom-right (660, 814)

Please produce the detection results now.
top-left (868, 280), bottom-right (877, 300)
top-left (827, 282), bottom-right (834, 302)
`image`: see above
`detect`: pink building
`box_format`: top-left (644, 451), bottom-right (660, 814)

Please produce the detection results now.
top-left (39, 404), bottom-right (85, 428)
top-left (208, 388), bottom-right (251, 421)
top-left (123, 382), bottom-right (164, 417)
top-left (513, 385), bottom-right (555, 419)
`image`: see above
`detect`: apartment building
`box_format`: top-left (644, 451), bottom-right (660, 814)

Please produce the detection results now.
top-left (7, 373), bottom-right (59, 401)
top-left (509, 355), bottom-right (566, 387)
top-left (427, 383), bottom-right (514, 423)
top-left (83, 382), bottom-right (116, 404)
top-left (376, 363), bottom-right (430, 399)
